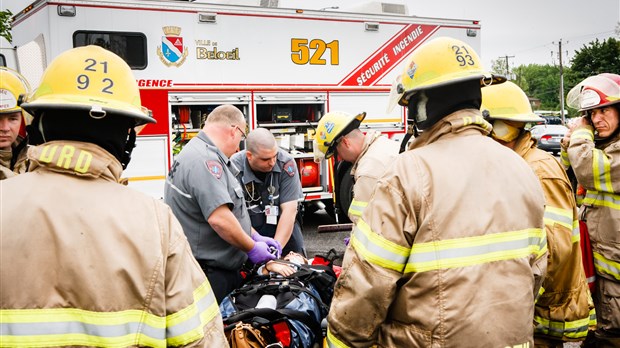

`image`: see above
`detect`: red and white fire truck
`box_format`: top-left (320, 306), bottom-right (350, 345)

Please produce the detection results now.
top-left (9, 0), bottom-right (482, 215)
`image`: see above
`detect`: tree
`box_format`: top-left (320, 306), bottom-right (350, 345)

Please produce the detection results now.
top-left (0, 9), bottom-right (12, 43)
top-left (511, 64), bottom-right (565, 111)
top-left (566, 38), bottom-right (620, 82)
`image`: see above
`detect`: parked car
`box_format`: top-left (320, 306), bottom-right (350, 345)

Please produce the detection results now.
top-left (529, 124), bottom-right (568, 155)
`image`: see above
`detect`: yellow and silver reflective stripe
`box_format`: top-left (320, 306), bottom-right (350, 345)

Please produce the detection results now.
top-left (536, 286), bottom-right (545, 303)
top-left (0, 280), bottom-right (216, 347)
top-left (543, 206), bottom-right (579, 243)
top-left (571, 219), bottom-right (580, 244)
top-left (404, 228), bottom-right (546, 273)
top-left (572, 128), bottom-right (594, 141)
top-left (167, 279), bottom-right (219, 346)
top-left (593, 252), bottom-right (620, 280)
top-left (347, 199), bottom-right (367, 218)
top-left (0, 308), bottom-right (166, 347)
top-left (560, 150), bottom-right (570, 167)
top-left (534, 315), bottom-right (589, 339)
top-left (325, 328), bottom-right (349, 348)
top-left (592, 150), bottom-right (613, 192)
top-left (543, 206), bottom-right (572, 230)
top-left (582, 190), bottom-right (620, 210)
top-left (351, 218), bottom-right (410, 272)
top-left (589, 307), bottom-right (597, 328)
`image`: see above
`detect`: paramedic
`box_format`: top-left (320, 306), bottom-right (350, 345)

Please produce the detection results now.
top-left (314, 111), bottom-right (400, 223)
top-left (483, 81), bottom-right (594, 346)
top-left (0, 67), bottom-right (31, 179)
top-left (0, 45), bottom-right (228, 346)
top-left (561, 73), bottom-right (620, 346)
top-left (164, 104), bottom-right (279, 303)
top-left (326, 36), bottom-right (548, 347)
top-left (231, 127), bottom-right (306, 256)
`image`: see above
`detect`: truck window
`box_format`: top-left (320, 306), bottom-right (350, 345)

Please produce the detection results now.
top-left (0, 54), bottom-right (6, 67)
top-left (73, 31), bottom-right (147, 70)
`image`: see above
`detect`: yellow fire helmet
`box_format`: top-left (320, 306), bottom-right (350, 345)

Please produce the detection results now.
top-left (21, 45), bottom-right (154, 126)
top-left (0, 67), bottom-right (30, 114)
top-left (0, 67), bottom-right (33, 137)
top-left (566, 73), bottom-right (620, 112)
top-left (481, 81), bottom-right (543, 123)
top-left (314, 111), bottom-right (366, 160)
top-left (388, 36), bottom-right (506, 110)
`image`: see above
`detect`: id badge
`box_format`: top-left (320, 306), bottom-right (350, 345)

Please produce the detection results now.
top-left (265, 205), bottom-right (278, 225)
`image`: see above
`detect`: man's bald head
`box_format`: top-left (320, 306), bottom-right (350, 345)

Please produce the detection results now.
top-left (246, 127), bottom-right (277, 154)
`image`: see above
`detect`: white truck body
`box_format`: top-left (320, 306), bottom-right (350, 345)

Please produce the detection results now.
top-left (10, 0), bottom-right (481, 209)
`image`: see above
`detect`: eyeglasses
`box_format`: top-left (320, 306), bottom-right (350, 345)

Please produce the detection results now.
top-left (232, 125), bottom-right (247, 140)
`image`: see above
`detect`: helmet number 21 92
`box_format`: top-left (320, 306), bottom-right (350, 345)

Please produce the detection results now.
top-left (451, 45), bottom-right (475, 67)
top-left (77, 58), bottom-right (114, 94)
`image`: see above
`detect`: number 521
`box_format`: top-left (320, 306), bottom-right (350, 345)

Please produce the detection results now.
top-left (291, 38), bottom-right (339, 65)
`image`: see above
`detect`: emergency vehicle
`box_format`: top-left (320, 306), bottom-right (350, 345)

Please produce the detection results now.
top-left (9, 0), bottom-right (482, 216)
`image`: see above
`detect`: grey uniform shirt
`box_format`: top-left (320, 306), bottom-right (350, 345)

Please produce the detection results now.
top-left (230, 149), bottom-right (303, 230)
top-left (164, 131), bottom-right (251, 270)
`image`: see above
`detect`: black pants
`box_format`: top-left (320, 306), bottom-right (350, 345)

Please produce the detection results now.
top-left (198, 261), bottom-right (243, 304)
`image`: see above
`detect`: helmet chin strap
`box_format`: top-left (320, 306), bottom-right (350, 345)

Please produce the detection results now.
top-left (121, 127), bottom-right (136, 169)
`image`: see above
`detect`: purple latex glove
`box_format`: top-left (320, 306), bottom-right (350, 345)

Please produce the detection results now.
top-left (247, 241), bottom-right (277, 264)
top-left (251, 233), bottom-right (282, 258)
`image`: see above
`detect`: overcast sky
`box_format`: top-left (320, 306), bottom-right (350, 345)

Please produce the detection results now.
top-left (281, 0), bottom-right (620, 69)
top-left (5, 0), bottom-right (619, 70)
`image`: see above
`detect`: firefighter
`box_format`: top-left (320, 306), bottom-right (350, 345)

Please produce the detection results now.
top-left (313, 111), bottom-right (400, 223)
top-left (0, 67), bottom-right (31, 179)
top-left (561, 73), bottom-right (620, 346)
top-left (326, 36), bottom-right (548, 347)
top-left (482, 81), bottom-right (594, 347)
top-left (164, 105), bottom-right (279, 303)
top-left (0, 45), bottom-right (228, 346)
top-left (230, 127), bottom-right (306, 256)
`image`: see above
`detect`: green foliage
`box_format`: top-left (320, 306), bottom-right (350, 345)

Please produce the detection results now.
top-left (505, 38), bottom-right (620, 119)
top-left (512, 64), bottom-right (564, 111)
top-left (0, 9), bottom-right (12, 43)
top-left (565, 37), bottom-right (620, 87)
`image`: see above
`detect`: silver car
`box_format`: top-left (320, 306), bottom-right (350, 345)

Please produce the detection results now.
top-left (529, 124), bottom-right (568, 155)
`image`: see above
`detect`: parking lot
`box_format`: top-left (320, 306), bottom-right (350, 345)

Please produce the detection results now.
top-left (301, 210), bottom-right (349, 262)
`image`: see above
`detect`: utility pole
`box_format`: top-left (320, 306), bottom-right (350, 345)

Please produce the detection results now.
top-left (502, 55), bottom-right (515, 79)
top-left (558, 39), bottom-right (566, 125)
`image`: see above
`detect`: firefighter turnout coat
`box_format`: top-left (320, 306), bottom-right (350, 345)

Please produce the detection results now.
top-left (513, 131), bottom-right (594, 341)
top-left (0, 141), bottom-right (227, 347)
top-left (564, 125), bottom-right (620, 336)
top-left (326, 110), bottom-right (548, 348)
top-left (347, 130), bottom-right (400, 223)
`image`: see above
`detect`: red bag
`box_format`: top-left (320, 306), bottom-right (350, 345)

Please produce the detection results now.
top-left (579, 220), bottom-right (596, 292)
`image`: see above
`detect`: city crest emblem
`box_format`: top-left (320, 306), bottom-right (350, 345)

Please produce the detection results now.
top-left (157, 26), bottom-right (188, 67)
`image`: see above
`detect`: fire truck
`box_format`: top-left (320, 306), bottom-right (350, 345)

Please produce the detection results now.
top-left (9, 0), bottom-right (482, 217)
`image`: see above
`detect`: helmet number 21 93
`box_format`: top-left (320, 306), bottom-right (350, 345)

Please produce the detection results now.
top-left (77, 58), bottom-right (114, 94)
top-left (451, 45), bottom-right (475, 67)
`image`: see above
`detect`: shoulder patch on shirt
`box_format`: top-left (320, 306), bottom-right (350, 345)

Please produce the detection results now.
top-left (206, 160), bottom-right (223, 179)
top-left (284, 159), bottom-right (296, 177)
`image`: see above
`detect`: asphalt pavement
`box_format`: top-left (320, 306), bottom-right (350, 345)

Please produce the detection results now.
top-left (301, 209), bottom-right (349, 264)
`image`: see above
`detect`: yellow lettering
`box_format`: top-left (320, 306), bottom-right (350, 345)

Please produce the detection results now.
top-left (75, 150), bottom-right (92, 173)
top-left (57, 145), bottom-right (75, 169)
top-left (463, 116), bottom-right (472, 125)
top-left (39, 144), bottom-right (58, 163)
top-left (196, 47), bottom-right (207, 59)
